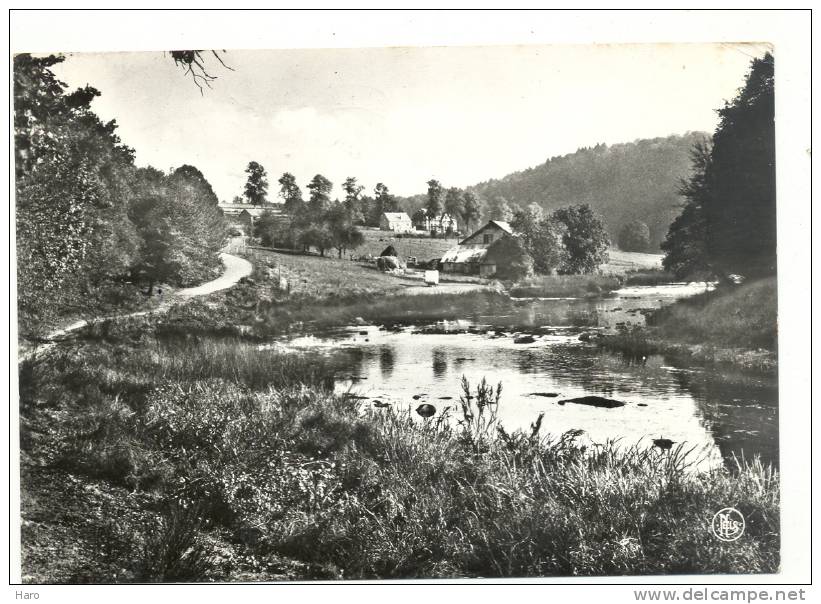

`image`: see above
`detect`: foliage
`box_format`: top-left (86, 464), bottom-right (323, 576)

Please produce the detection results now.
top-left (618, 220), bottom-right (651, 252)
top-left (15, 54), bottom-right (228, 332)
top-left (444, 187), bottom-right (465, 229)
top-left (551, 204), bottom-right (610, 274)
top-left (483, 195), bottom-right (518, 222)
top-left (254, 209), bottom-right (282, 247)
top-left (425, 179), bottom-right (444, 227)
top-left (461, 191), bottom-right (482, 231)
top-left (469, 133), bottom-right (706, 248)
top-left (661, 142), bottom-right (712, 279)
top-left (664, 54), bottom-right (775, 280)
top-left (21, 335), bottom-right (780, 581)
top-left (278, 172), bottom-right (305, 218)
top-left (342, 177), bottom-right (365, 224)
top-left (129, 166), bottom-right (226, 291)
top-left (243, 161), bottom-right (268, 205)
top-left (705, 53), bottom-right (776, 278)
top-left (484, 236), bottom-right (534, 281)
top-left (510, 274), bottom-right (623, 298)
top-left (648, 277), bottom-right (778, 350)
top-left (298, 226), bottom-right (335, 257)
top-left (368, 182), bottom-right (401, 226)
top-left (306, 174), bottom-right (333, 223)
top-left (511, 206), bottom-right (567, 274)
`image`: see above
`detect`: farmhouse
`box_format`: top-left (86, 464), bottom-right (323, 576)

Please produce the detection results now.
top-left (440, 220), bottom-right (515, 277)
top-left (412, 212), bottom-right (459, 234)
top-left (379, 212), bottom-right (414, 233)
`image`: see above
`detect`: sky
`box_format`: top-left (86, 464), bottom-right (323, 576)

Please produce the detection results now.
top-left (50, 43), bottom-right (770, 202)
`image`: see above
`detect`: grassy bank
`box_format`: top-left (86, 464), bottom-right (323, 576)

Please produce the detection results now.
top-left (599, 278), bottom-right (778, 373)
top-left (511, 274), bottom-right (624, 298)
top-left (20, 333), bottom-right (779, 582)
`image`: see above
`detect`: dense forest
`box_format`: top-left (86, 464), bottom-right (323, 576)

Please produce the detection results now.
top-left (466, 132), bottom-right (708, 249)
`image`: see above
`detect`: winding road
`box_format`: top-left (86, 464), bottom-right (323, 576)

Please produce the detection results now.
top-left (18, 252), bottom-right (252, 364)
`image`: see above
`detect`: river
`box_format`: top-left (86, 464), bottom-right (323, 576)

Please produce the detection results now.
top-left (264, 283), bottom-right (778, 470)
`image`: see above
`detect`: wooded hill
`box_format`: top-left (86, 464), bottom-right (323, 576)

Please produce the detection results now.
top-left (467, 132), bottom-right (708, 249)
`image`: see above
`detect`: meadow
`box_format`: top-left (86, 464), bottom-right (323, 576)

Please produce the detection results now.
top-left (355, 228), bottom-right (460, 261)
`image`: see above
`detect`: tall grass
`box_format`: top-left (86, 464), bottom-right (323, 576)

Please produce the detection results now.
top-left (21, 334), bottom-right (780, 580)
top-left (511, 274), bottom-right (623, 298)
top-left (648, 277), bottom-right (777, 350)
top-left (622, 269), bottom-right (677, 286)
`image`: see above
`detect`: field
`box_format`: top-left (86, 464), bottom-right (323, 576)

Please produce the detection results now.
top-left (243, 247), bottom-right (413, 298)
top-left (601, 249), bottom-right (664, 274)
top-left (355, 228), bottom-right (460, 261)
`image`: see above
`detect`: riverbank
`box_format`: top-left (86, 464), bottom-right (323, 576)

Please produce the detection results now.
top-left (598, 278), bottom-right (778, 374)
top-left (20, 333), bottom-right (779, 581)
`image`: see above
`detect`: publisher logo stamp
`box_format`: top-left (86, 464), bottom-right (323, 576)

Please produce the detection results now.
top-left (711, 507), bottom-right (745, 541)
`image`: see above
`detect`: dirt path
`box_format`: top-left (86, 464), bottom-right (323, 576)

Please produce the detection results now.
top-left (18, 252), bottom-right (252, 364)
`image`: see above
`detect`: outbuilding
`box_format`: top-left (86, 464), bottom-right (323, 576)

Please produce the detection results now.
top-left (440, 220), bottom-right (516, 276)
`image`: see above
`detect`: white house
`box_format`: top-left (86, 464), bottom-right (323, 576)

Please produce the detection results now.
top-left (412, 212), bottom-right (459, 234)
top-left (379, 212), bottom-right (414, 233)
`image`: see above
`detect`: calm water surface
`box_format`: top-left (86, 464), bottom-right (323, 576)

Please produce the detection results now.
top-left (266, 284), bottom-right (778, 470)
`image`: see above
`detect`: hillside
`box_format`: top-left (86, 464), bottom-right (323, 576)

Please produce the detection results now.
top-left (467, 132), bottom-right (708, 249)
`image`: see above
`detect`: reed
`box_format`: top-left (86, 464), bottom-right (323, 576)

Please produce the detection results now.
top-left (20, 336), bottom-right (780, 580)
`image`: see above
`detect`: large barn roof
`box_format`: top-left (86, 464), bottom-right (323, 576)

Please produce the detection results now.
top-left (489, 220), bottom-right (514, 234)
top-left (459, 220), bottom-right (515, 244)
top-left (441, 246), bottom-right (488, 264)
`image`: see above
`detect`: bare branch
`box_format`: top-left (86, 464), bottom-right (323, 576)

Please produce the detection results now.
top-left (169, 50), bottom-right (232, 93)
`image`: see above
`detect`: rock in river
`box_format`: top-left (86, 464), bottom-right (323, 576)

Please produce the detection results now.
top-left (528, 392), bottom-right (560, 398)
top-left (513, 335), bottom-right (537, 344)
top-left (557, 396), bottom-right (626, 409)
top-left (415, 403), bottom-right (436, 418)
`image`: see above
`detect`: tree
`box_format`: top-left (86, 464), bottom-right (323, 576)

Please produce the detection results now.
top-left (278, 172), bottom-right (305, 218)
top-left (371, 182), bottom-right (400, 224)
top-left (306, 174), bottom-right (333, 223)
top-left (412, 208), bottom-right (429, 230)
top-left (129, 165), bottom-right (227, 292)
top-left (661, 141), bottom-right (712, 278)
top-left (425, 179), bottom-right (444, 229)
top-left (703, 52), bottom-right (776, 278)
top-left (444, 187), bottom-right (465, 231)
top-left (618, 220), bottom-right (651, 252)
top-left (342, 176), bottom-right (365, 224)
top-left (484, 195), bottom-right (516, 222)
top-left (243, 161), bottom-right (268, 205)
top-left (511, 206), bottom-right (566, 274)
top-left (551, 204), bottom-right (610, 274)
top-left (254, 209), bottom-right (281, 247)
top-left (15, 54), bottom-right (140, 326)
top-left (298, 226), bottom-right (334, 257)
top-left (327, 203), bottom-right (365, 258)
top-left (485, 236), bottom-right (534, 281)
top-left (462, 191), bottom-right (482, 232)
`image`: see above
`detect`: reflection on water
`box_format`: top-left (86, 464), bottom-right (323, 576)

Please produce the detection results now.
top-left (379, 346), bottom-right (395, 378)
top-left (432, 349), bottom-right (447, 378)
top-left (266, 283), bottom-right (776, 470)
